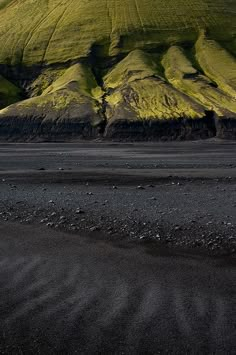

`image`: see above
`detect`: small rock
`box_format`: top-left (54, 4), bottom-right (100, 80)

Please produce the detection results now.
top-left (40, 218), bottom-right (48, 223)
top-left (76, 208), bottom-right (85, 214)
top-left (90, 226), bottom-right (100, 232)
top-left (46, 222), bottom-right (54, 228)
top-left (137, 185), bottom-right (145, 190)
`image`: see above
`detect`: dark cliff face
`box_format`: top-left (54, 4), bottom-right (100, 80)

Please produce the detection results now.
top-left (0, 0), bottom-right (236, 141)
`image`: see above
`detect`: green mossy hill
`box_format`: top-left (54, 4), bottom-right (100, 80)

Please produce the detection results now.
top-left (103, 50), bottom-right (217, 139)
top-left (104, 50), bottom-right (205, 121)
top-left (162, 46), bottom-right (236, 118)
top-left (0, 0), bottom-right (236, 140)
top-left (103, 50), bottom-right (159, 89)
top-left (42, 64), bottom-right (103, 101)
top-left (0, 0), bottom-right (235, 65)
top-left (0, 64), bottom-right (103, 139)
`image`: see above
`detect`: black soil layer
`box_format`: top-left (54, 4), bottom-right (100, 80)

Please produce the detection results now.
top-left (0, 102), bottom-right (236, 141)
top-left (1, 115), bottom-right (236, 141)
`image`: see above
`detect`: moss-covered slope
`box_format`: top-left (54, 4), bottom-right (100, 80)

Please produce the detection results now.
top-left (162, 46), bottom-right (236, 117)
top-left (0, 0), bottom-right (235, 66)
top-left (0, 64), bottom-right (103, 139)
top-left (103, 50), bottom-right (216, 139)
top-left (0, 0), bottom-right (236, 140)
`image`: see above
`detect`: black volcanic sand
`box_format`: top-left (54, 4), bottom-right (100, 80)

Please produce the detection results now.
top-left (0, 222), bottom-right (235, 354)
top-left (0, 140), bottom-right (236, 353)
top-left (0, 139), bottom-right (235, 254)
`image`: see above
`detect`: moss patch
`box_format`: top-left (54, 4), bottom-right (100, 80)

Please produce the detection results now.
top-left (0, 74), bottom-right (21, 108)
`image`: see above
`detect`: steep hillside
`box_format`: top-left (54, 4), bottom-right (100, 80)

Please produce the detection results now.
top-left (0, 0), bottom-right (236, 140)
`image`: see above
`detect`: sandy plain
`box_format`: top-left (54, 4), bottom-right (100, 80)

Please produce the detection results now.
top-left (0, 139), bottom-right (235, 353)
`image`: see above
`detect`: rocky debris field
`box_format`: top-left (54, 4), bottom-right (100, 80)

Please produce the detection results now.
top-left (0, 140), bottom-right (235, 256)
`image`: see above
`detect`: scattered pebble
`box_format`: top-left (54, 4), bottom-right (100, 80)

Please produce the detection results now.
top-left (90, 226), bottom-right (100, 232)
top-left (75, 208), bottom-right (85, 214)
top-left (46, 222), bottom-right (54, 228)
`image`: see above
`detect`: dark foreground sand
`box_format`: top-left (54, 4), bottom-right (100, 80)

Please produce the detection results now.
top-left (0, 222), bottom-right (235, 354)
top-left (0, 140), bottom-right (235, 353)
